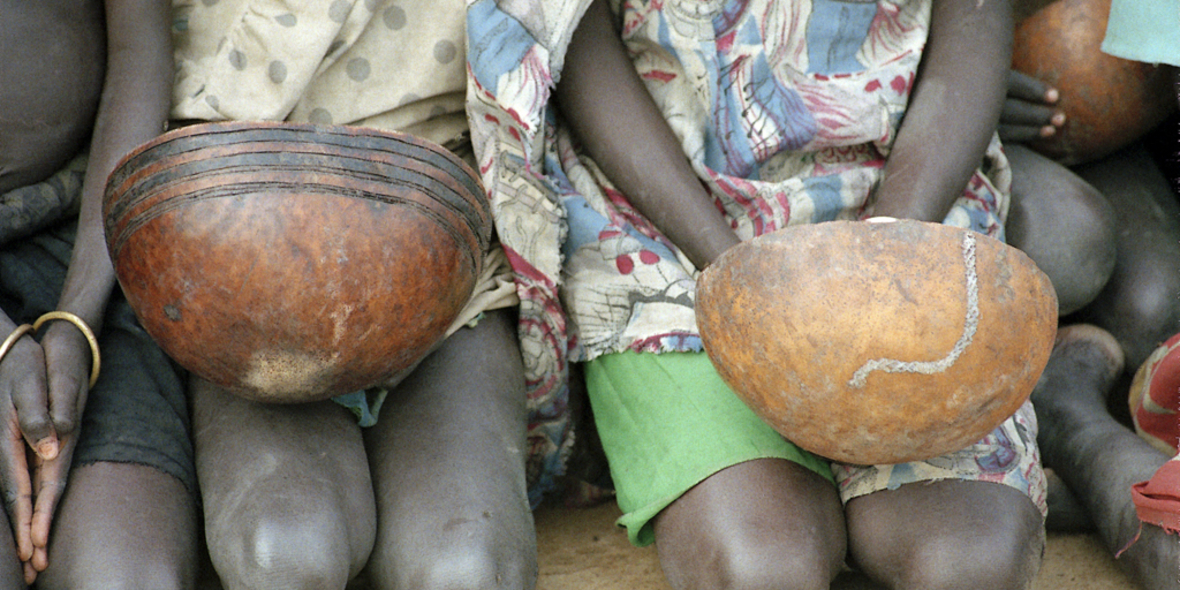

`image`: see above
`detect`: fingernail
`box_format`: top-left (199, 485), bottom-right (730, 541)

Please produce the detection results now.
top-left (34, 440), bottom-right (57, 461)
top-left (1045, 88), bottom-right (1059, 103)
top-left (1052, 112), bottom-right (1066, 126)
top-left (1040, 125), bottom-right (1057, 138)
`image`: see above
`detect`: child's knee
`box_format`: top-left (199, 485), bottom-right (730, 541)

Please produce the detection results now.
top-left (1007, 154), bottom-right (1118, 315)
top-left (848, 481), bottom-right (1045, 590)
top-left (886, 528), bottom-right (1045, 590)
top-left (1101, 268), bottom-right (1180, 369)
top-left (660, 532), bottom-right (837, 590)
top-left (370, 544), bottom-right (537, 590)
top-left (208, 511), bottom-right (357, 590)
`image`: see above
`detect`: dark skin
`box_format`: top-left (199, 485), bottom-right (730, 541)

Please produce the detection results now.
top-left (167, 14), bottom-right (535, 590)
top-left (192, 308), bottom-right (536, 590)
top-left (0, 0), bottom-right (198, 587)
top-left (1001, 68), bottom-right (1180, 590)
top-left (558, 1), bottom-right (1045, 589)
top-left (0, 0), bottom-right (104, 195)
top-left (14, 3), bottom-right (535, 587)
top-left (6, 3), bottom-right (537, 586)
top-left (1030, 326), bottom-right (1178, 590)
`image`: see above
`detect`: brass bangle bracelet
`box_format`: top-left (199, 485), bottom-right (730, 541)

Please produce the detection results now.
top-left (32, 311), bottom-right (101, 388)
top-left (0, 324), bottom-right (35, 365)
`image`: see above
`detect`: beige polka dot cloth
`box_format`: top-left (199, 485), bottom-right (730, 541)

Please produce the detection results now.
top-left (172, 0), bottom-right (516, 327)
top-left (172, 0), bottom-right (468, 151)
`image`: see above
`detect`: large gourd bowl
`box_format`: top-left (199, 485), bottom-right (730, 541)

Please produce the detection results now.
top-left (103, 121), bottom-right (491, 403)
top-left (696, 219), bottom-right (1058, 465)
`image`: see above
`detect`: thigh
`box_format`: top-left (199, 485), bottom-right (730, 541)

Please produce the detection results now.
top-left (833, 401), bottom-right (1047, 517)
top-left (362, 308), bottom-right (536, 590)
top-left (1071, 143), bottom-right (1180, 369)
top-left (38, 462), bottom-right (198, 590)
top-left (839, 402), bottom-right (1047, 588)
top-left (72, 292), bottom-right (196, 494)
top-left (191, 378), bottom-right (375, 589)
top-left (584, 350), bottom-right (833, 548)
top-left (1005, 144), bottom-right (1117, 316)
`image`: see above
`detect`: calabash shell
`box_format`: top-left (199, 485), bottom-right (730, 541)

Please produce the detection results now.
top-left (104, 121), bottom-right (491, 403)
top-left (697, 220), bottom-right (1058, 465)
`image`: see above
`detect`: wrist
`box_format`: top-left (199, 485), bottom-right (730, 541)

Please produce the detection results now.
top-left (38, 313), bottom-right (101, 388)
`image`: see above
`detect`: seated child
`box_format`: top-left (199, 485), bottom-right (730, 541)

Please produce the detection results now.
top-left (467, 0), bottom-right (1047, 587)
top-left (998, 0), bottom-right (1180, 585)
top-left (0, 0), bottom-right (199, 587)
top-left (163, 1), bottom-right (543, 587)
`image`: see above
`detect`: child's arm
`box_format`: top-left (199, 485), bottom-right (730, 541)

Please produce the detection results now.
top-left (870, 0), bottom-right (1013, 222)
top-left (16, 0), bottom-right (172, 576)
top-left (555, 0), bottom-right (740, 270)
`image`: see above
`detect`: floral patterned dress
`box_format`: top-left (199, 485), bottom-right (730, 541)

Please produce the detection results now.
top-left (467, 0), bottom-right (1035, 508)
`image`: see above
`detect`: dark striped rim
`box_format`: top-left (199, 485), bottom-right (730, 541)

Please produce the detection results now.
top-left (104, 122), bottom-right (491, 263)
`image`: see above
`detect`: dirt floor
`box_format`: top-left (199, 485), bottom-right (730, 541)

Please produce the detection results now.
top-left (533, 501), bottom-right (1140, 590)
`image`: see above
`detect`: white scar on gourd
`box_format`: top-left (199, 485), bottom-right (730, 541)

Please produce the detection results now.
top-left (848, 232), bottom-right (979, 388)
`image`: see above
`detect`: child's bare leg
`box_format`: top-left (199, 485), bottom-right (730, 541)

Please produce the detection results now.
top-left (191, 379), bottom-right (376, 590)
top-left (362, 309), bottom-right (536, 590)
top-left (37, 462), bottom-right (198, 590)
top-left (653, 459), bottom-right (846, 590)
top-left (1071, 144), bottom-right (1180, 369)
top-left (847, 480), bottom-right (1044, 590)
top-left (1044, 468), bottom-right (1095, 533)
top-left (1031, 325), bottom-right (1178, 590)
top-left (1005, 143), bottom-right (1117, 316)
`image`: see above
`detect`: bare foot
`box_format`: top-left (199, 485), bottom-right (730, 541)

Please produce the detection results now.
top-left (1117, 514), bottom-right (1180, 590)
top-left (1032, 324), bottom-right (1178, 589)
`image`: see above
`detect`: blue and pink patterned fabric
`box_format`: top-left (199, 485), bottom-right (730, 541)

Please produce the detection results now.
top-left (466, 0), bottom-right (1014, 505)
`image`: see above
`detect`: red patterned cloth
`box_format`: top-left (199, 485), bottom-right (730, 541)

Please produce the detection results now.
top-left (1128, 333), bottom-right (1180, 455)
top-left (1128, 334), bottom-right (1180, 533)
top-left (1131, 456), bottom-right (1180, 534)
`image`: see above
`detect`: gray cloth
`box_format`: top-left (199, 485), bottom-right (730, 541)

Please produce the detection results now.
top-left (0, 154), bottom-right (86, 248)
top-left (0, 201), bottom-right (196, 494)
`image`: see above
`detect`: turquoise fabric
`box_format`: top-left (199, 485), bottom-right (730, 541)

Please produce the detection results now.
top-left (332, 388), bottom-right (389, 428)
top-left (1102, 0), bottom-right (1180, 66)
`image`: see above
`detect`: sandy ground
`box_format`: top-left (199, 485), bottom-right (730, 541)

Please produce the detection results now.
top-left (532, 502), bottom-right (1141, 590)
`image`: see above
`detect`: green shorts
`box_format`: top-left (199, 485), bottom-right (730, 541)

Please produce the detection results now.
top-left (585, 350), bottom-right (833, 547)
top-left (587, 350), bottom-right (1047, 547)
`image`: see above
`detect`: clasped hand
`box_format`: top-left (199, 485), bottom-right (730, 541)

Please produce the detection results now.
top-left (0, 318), bottom-right (96, 584)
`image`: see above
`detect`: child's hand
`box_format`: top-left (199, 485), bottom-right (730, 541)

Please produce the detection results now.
top-left (999, 70), bottom-right (1066, 144)
top-left (22, 322), bottom-right (94, 579)
top-left (0, 336), bottom-right (39, 583)
top-left (0, 320), bottom-right (95, 583)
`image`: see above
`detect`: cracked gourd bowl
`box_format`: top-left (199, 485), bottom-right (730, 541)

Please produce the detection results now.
top-left (696, 220), bottom-right (1058, 465)
top-left (103, 121), bottom-right (491, 403)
